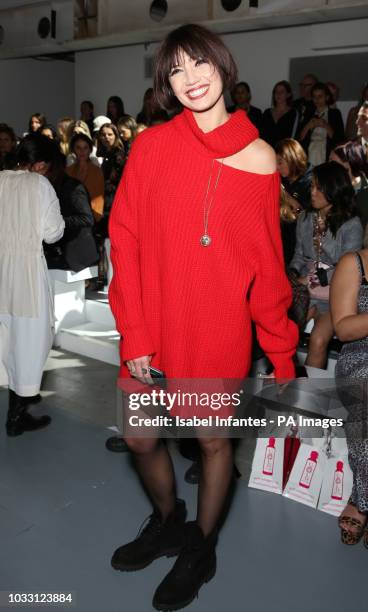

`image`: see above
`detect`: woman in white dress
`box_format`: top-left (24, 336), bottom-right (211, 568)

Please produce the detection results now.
top-left (0, 133), bottom-right (65, 436)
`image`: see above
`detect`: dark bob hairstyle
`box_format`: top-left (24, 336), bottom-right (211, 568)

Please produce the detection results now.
top-left (332, 140), bottom-right (368, 178)
top-left (15, 133), bottom-right (56, 167)
top-left (69, 132), bottom-right (93, 154)
top-left (310, 161), bottom-right (357, 237)
top-left (154, 23), bottom-right (238, 109)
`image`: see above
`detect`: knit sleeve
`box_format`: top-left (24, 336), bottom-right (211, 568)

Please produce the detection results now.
top-left (108, 143), bottom-right (155, 362)
top-left (249, 173), bottom-right (298, 379)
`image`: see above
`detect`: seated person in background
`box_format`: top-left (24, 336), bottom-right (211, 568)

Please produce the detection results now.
top-left (357, 100), bottom-right (368, 161)
top-left (95, 123), bottom-right (125, 288)
top-left (40, 124), bottom-right (58, 141)
top-left (326, 81), bottom-right (340, 109)
top-left (330, 141), bottom-right (368, 229)
top-left (299, 82), bottom-right (345, 166)
top-left (294, 73), bottom-right (318, 135)
top-left (136, 87), bottom-right (169, 126)
top-left (44, 144), bottom-right (98, 273)
top-left (28, 112), bottom-right (47, 134)
top-left (80, 100), bottom-right (95, 136)
top-left (117, 115), bottom-right (138, 157)
top-left (0, 124), bottom-right (17, 170)
top-left (345, 84), bottom-right (368, 141)
top-left (66, 120), bottom-right (100, 167)
top-left (227, 81), bottom-right (262, 130)
top-left (106, 95), bottom-right (125, 126)
top-left (66, 133), bottom-right (104, 223)
top-left (331, 245), bottom-right (368, 546)
top-left (57, 117), bottom-right (74, 157)
top-left (96, 123), bottom-right (125, 227)
top-left (276, 138), bottom-right (312, 266)
top-left (289, 161), bottom-right (363, 368)
top-left (261, 80), bottom-right (298, 149)
top-left (136, 123), bottom-right (147, 135)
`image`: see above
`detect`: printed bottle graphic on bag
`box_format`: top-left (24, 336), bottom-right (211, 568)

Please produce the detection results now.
top-left (263, 437), bottom-right (276, 476)
top-left (331, 461), bottom-right (344, 500)
top-left (299, 451), bottom-right (318, 489)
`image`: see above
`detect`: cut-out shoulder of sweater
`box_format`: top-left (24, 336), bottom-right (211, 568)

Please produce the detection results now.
top-left (220, 138), bottom-right (277, 175)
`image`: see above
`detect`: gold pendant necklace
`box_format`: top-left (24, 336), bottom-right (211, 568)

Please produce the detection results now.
top-left (200, 158), bottom-right (224, 247)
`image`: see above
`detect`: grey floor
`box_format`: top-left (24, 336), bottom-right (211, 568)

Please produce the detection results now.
top-left (0, 349), bottom-right (366, 612)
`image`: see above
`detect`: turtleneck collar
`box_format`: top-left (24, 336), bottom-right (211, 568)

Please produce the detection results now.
top-left (174, 107), bottom-right (259, 159)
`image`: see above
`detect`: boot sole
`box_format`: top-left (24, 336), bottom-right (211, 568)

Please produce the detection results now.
top-left (6, 428), bottom-right (24, 437)
top-left (152, 560), bottom-right (216, 611)
top-left (111, 545), bottom-right (183, 572)
top-left (21, 422), bottom-right (51, 432)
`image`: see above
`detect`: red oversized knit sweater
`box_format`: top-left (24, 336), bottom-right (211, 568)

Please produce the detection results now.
top-left (109, 109), bottom-right (298, 381)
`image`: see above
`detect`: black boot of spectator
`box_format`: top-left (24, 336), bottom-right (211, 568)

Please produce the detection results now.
top-left (6, 390), bottom-right (51, 437)
top-left (105, 436), bottom-right (129, 453)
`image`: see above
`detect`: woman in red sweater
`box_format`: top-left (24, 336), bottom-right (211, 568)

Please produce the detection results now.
top-left (109, 24), bottom-right (298, 610)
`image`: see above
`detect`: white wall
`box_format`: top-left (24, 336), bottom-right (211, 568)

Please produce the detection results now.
top-left (74, 43), bottom-right (159, 119)
top-left (0, 56), bottom-right (75, 136)
top-left (74, 18), bottom-right (368, 121)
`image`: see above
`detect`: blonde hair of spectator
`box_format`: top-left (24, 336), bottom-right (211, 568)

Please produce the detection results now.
top-left (57, 117), bottom-right (75, 156)
top-left (73, 120), bottom-right (92, 140)
top-left (280, 185), bottom-right (297, 222)
top-left (275, 138), bottom-right (308, 182)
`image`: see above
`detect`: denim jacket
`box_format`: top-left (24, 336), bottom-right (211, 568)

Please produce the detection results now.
top-left (289, 212), bottom-right (363, 282)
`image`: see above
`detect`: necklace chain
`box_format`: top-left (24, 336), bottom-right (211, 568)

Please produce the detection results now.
top-left (201, 158), bottom-right (224, 247)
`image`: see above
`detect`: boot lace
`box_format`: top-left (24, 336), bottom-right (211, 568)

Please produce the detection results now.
top-left (135, 512), bottom-right (163, 541)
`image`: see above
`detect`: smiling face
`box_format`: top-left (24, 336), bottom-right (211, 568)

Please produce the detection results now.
top-left (168, 50), bottom-right (223, 113)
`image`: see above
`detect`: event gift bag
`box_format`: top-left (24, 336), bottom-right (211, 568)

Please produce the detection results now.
top-left (283, 440), bottom-right (327, 508)
top-left (317, 437), bottom-right (353, 517)
top-left (248, 437), bottom-right (284, 495)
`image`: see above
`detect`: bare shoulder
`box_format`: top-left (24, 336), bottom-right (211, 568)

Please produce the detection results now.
top-left (224, 138), bottom-right (276, 175)
top-left (333, 252), bottom-right (360, 279)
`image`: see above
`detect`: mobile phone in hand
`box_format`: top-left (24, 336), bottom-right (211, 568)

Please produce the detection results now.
top-left (149, 366), bottom-right (166, 379)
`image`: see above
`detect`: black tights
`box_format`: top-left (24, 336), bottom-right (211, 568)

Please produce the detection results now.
top-left (129, 437), bottom-right (233, 537)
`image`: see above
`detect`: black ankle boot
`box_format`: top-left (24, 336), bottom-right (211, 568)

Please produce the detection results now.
top-left (6, 390), bottom-right (51, 437)
top-left (6, 390), bottom-right (26, 437)
top-left (111, 499), bottom-right (187, 572)
top-left (152, 522), bottom-right (217, 611)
